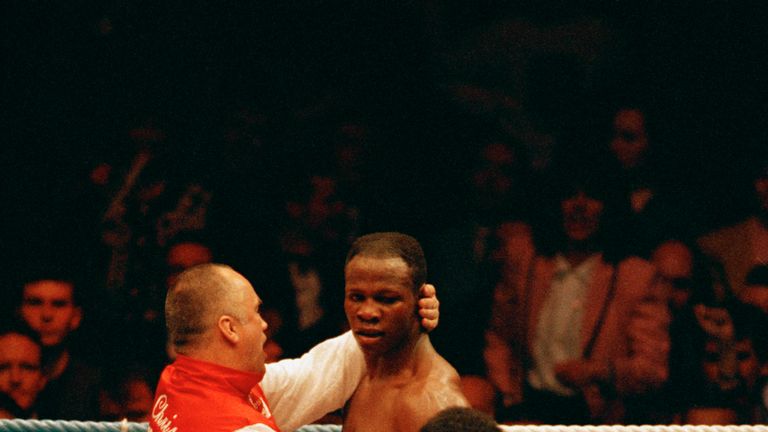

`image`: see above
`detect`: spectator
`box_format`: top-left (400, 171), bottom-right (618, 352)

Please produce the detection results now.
top-left (91, 117), bottom-right (214, 298)
top-left (698, 158), bottom-right (768, 298)
top-left (164, 233), bottom-right (215, 290)
top-left (271, 172), bottom-right (359, 357)
top-left (684, 300), bottom-right (765, 424)
top-left (426, 134), bottom-right (532, 418)
top-left (0, 324), bottom-right (47, 419)
top-left (484, 169), bottom-right (669, 424)
top-left (653, 240), bottom-right (695, 312)
top-left (603, 104), bottom-right (701, 256)
top-left (99, 366), bottom-right (155, 422)
top-left (17, 272), bottom-right (102, 420)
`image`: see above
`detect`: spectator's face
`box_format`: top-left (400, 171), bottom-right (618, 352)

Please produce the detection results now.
top-left (561, 191), bottom-right (604, 242)
top-left (20, 280), bottom-right (81, 346)
top-left (344, 256), bottom-right (419, 357)
top-left (610, 109), bottom-right (648, 169)
top-left (123, 378), bottom-right (154, 422)
top-left (165, 242), bottom-right (213, 288)
top-left (473, 142), bottom-right (516, 196)
top-left (0, 333), bottom-right (46, 410)
top-left (652, 242), bottom-right (694, 310)
top-left (702, 338), bottom-right (760, 394)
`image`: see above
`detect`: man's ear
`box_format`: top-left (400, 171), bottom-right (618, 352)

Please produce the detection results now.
top-left (217, 315), bottom-right (239, 344)
top-left (69, 306), bottom-right (83, 332)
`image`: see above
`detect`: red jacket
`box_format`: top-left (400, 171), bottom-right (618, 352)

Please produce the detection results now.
top-left (149, 355), bottom-right (279, 432)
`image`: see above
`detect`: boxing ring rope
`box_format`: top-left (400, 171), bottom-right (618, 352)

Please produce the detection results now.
top-left (1, 421), bottom-right (768, 432)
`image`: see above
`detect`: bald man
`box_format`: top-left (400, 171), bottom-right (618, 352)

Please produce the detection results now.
top-left (652, 240), bottom-right (694, 311)
top-left (150, 263), bottom-right (439, 432)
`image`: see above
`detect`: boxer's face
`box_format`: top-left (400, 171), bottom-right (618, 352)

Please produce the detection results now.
top-left (344, 256), bottom-right (419, 356)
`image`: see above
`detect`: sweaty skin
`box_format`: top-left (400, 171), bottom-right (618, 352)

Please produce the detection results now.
top-left (342, 255), bottom-right (468, 432)
top-left (342, 337), bottom-right (468, 432)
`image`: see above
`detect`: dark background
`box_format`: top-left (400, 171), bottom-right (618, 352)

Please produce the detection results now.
top-left (3, 0), bottom-right (768, 282)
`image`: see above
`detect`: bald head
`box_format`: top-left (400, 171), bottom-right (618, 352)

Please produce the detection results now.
top-left (165, 264), bottom-right (252, 352)
top-left (652, 240), bottom-right (693, 280)
top-left (652, 240), bottom-right (694, 310)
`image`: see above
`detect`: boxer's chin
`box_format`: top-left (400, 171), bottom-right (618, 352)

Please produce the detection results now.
top-left (354, 330), bottom-right (385, 348)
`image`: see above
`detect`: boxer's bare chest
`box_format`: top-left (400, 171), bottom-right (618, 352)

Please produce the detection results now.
top-left (343, 377), bottom-right (411, 432)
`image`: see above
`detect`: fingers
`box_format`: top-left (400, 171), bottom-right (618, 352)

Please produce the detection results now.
top-left (420, 283), bottom-right (436, 299)
top-left (418, 283), bottom-right (440, 332)
top-left (417, 284), bottom-right (439, 320)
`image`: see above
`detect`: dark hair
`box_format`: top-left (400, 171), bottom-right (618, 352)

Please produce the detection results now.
top-left (530, 163), bottom-right (632, 262)
top-left (420, 407), bottom-right (500, 432)
top-left (345, 232), bottom-right (426, 294)
top-left (0, 320), bottom-right (42, 346)
top-left (18, 262), bottom-right (83, 307)
top-left (745, 265), bottom-right (768, 286)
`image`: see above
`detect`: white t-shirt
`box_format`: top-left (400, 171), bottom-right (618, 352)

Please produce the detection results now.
top-left (260, 331), bottom-right (364, 432)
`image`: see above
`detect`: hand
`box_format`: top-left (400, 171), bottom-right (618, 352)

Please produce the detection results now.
top-left (418, 283), bottom-right (439, 332)
top-left (554, 360), bottom-right (611, 389)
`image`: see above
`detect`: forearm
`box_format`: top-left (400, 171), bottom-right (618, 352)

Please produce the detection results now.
top-left (483, 331), bottom-right (523, 403)
top-left (262, 331), bottom-right (364, 431)
top-left (614, 282), bottom-right (671, 394)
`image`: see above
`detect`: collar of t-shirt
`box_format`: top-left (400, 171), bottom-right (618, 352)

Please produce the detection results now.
top-left (172, 354), bottom-right (263, 396)
top-left (553, 253), bottom-right (602, 285)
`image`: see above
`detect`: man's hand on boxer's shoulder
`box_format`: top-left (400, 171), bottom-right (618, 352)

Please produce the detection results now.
top-left (418, 283), bottom-right (440, 332)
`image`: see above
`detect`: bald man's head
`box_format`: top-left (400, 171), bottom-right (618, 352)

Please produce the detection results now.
top-left (652, 240), bottom-right (694, 310)
top-left (165, 264), bottom-right (252, 352)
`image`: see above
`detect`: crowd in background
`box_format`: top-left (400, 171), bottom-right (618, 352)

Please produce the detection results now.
top-left (2, 100), bottom-right (768, 425)
top-left (3, 0), bottom-right (768, 426)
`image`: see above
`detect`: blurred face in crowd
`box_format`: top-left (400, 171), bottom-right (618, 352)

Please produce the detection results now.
top-left (702, 338), bottom-right (760, 394)
top-left (561, 190), bottom-right (604, 243)
top-left (473, 142), bottom-right (517, 197)
top-left (0, 333), bottom-right (46, 410)
top-left (99, 375), bottom-right (154, 422)
top-left (20, 280), bottom-right (81, 346)
top-left (610, 109), bottom-right (648, 169)
top-left (165, 242), bottom-right (213, 288)
top-left (123, 378), bottom-right (153, 422)
top-left (344, 256), bottom-right (419, 357)
top-left (652, 241), bottom-right (694, 310)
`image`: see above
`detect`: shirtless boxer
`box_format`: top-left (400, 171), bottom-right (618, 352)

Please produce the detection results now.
top-left (342, 232), bottom-right (469, 432)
